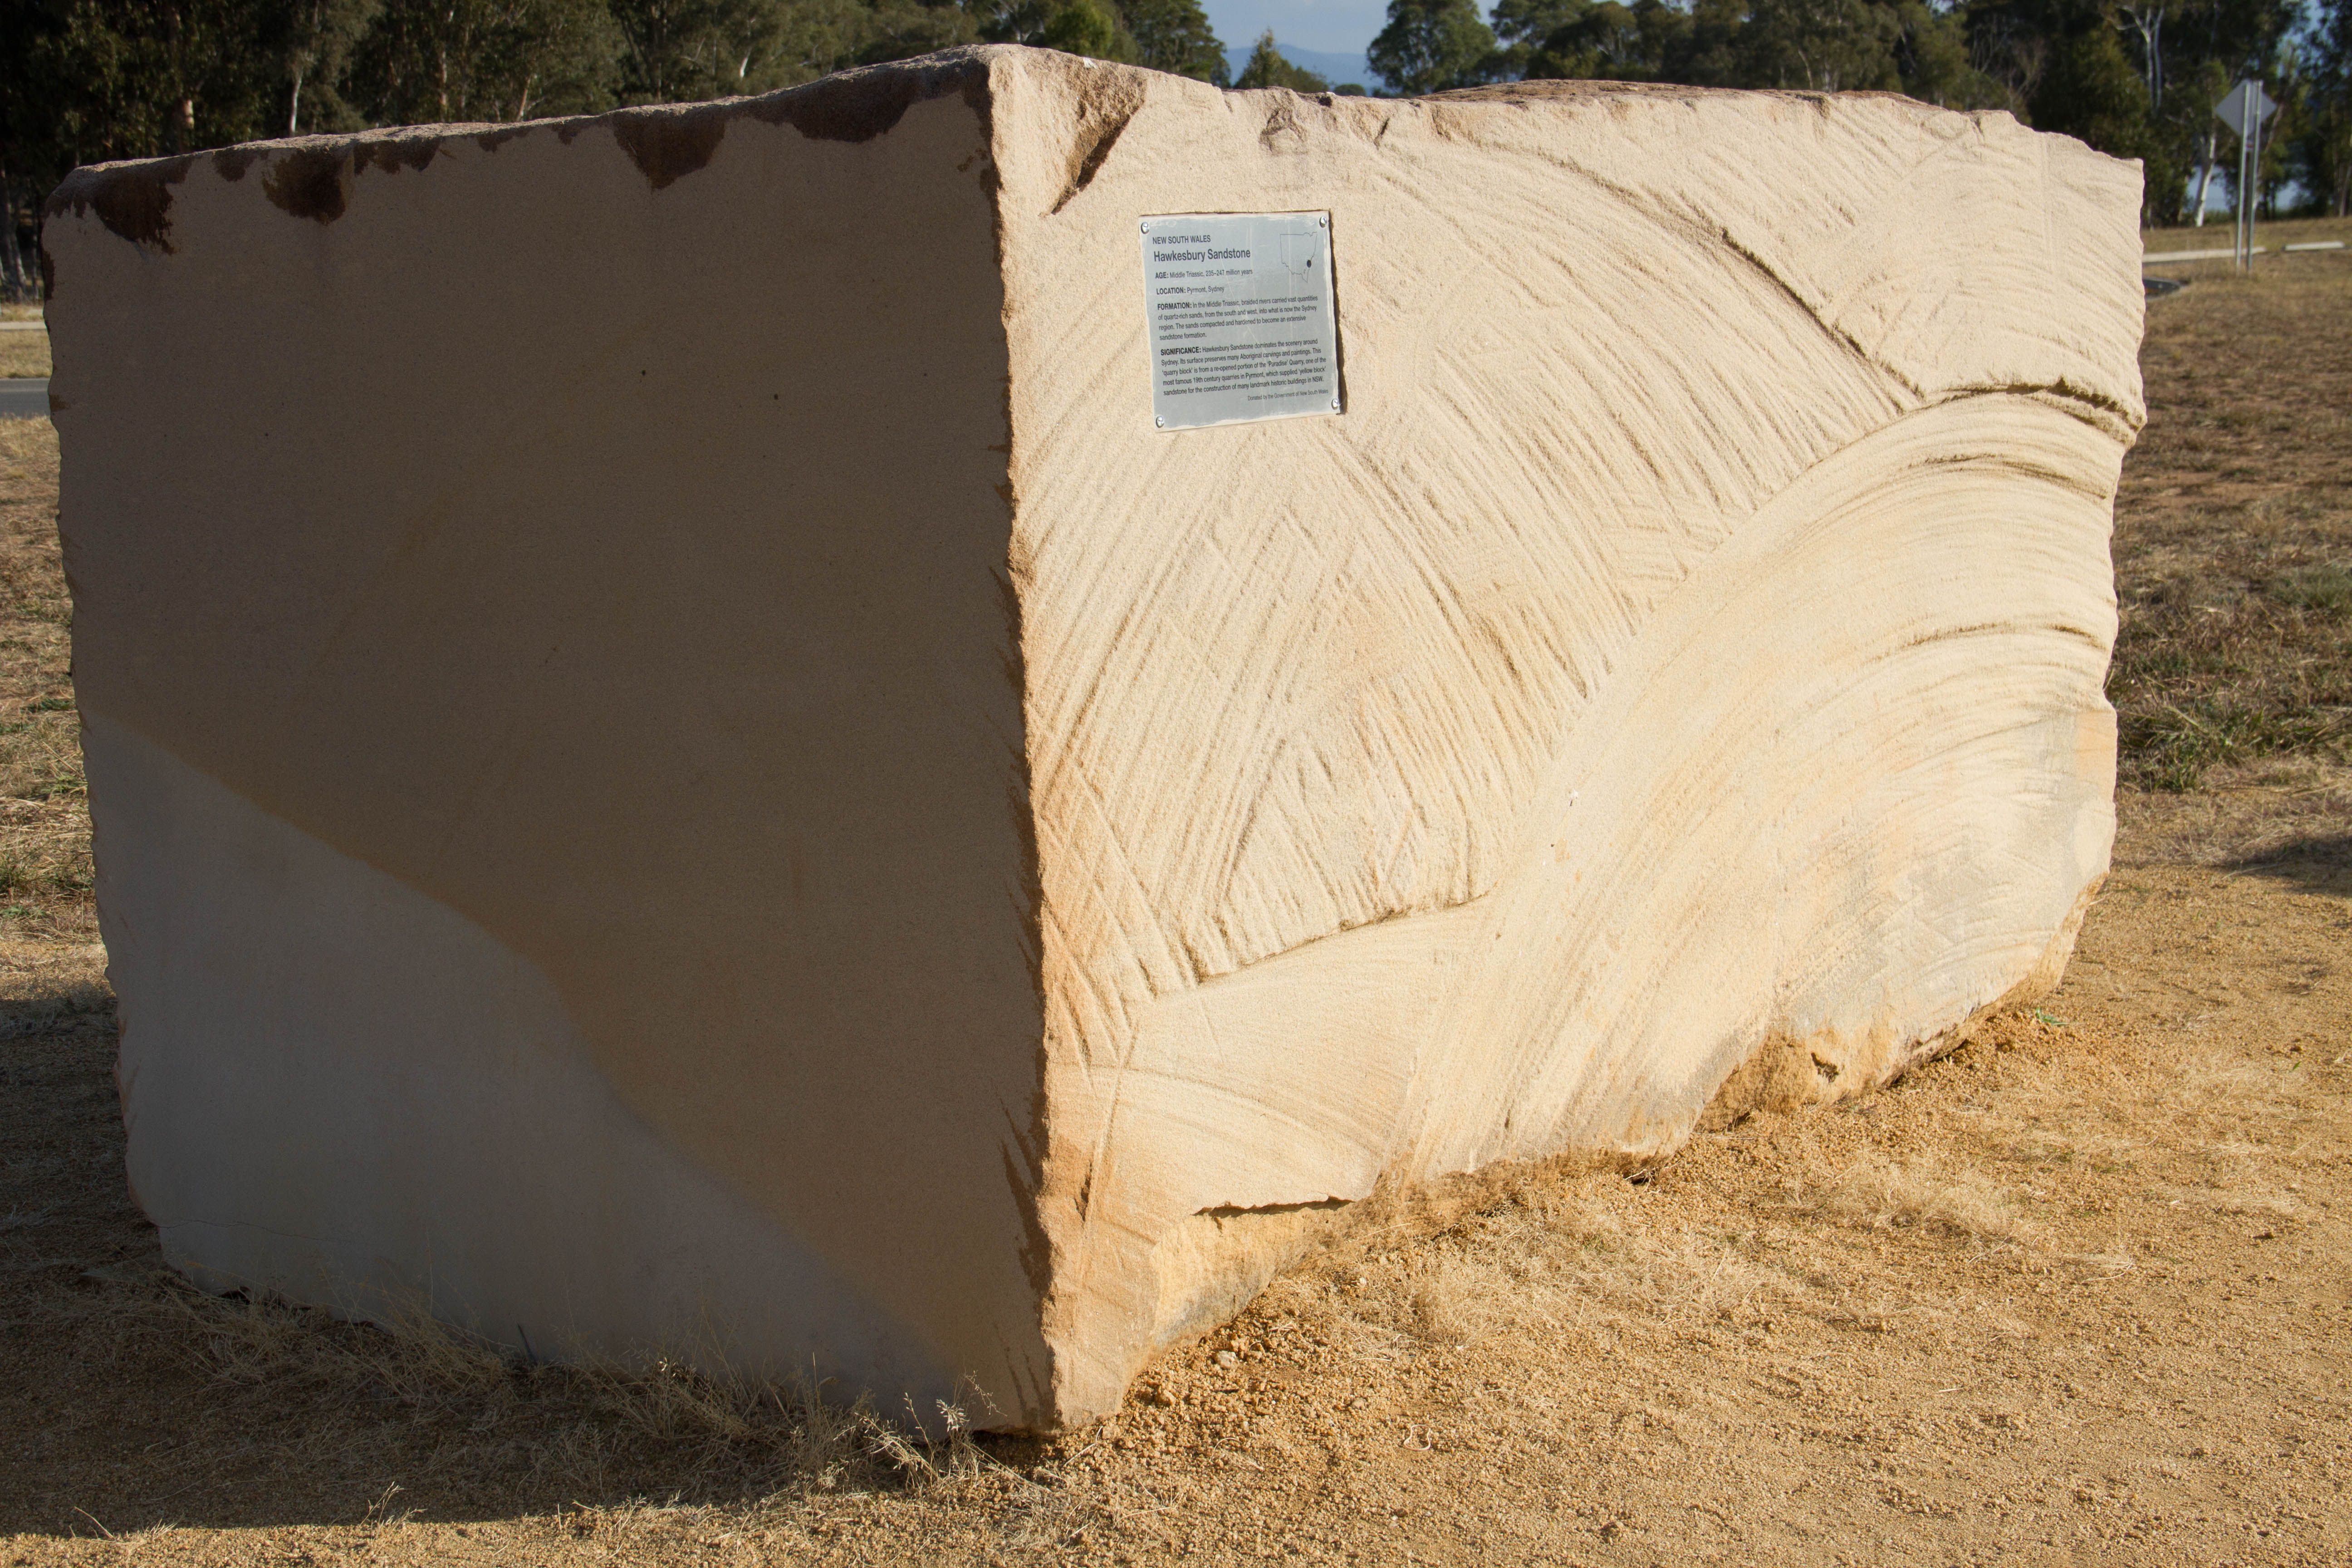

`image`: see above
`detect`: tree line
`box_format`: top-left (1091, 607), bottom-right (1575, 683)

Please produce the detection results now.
top-left (0, 0), bottom-right (1230, 181)
top-left (1365, 0), bottom-right (2351, 221)
top-left (4, 0), bottom-right (2350, 295)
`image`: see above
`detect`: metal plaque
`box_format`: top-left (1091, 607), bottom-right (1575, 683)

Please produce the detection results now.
top-left (1140, 211), bottom-right (1340, 432)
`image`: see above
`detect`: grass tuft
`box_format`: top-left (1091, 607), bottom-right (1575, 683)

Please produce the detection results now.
top-left (1802, 1153), bottom-right (2031, 1244)
top-left (2265, 562), bottom-right (2352, 612)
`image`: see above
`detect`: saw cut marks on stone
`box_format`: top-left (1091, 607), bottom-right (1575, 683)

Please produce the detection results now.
top-left (1140, 211), bottom-right (1339, 431)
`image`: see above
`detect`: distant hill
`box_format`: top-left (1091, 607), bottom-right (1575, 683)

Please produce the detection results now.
top-left (1222, 40), bottom-right (1381, 92)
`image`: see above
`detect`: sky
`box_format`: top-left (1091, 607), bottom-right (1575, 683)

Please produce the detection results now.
top-left (1203, 0), bottom-right (1390, 59)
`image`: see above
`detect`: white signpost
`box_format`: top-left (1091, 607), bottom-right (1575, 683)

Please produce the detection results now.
top-left (2213, 80), bottom-right (2279, 273)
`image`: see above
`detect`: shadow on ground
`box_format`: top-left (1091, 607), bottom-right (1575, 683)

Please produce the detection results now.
top-left (2227, 833), bottom-right (2352, 897)
top-left (1, 999), bottom-right (991, 1538)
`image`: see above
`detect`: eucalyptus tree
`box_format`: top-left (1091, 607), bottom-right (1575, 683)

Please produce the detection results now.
top-left (2305, 0), bottom-right (2352, 210)
top-left (1369, 0), bottom-right (1498, 92)
top-left (1121, 0), bottom-right (1227, 80)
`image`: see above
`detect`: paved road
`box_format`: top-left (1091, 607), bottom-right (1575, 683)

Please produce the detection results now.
top-left (0, 379), bottom-right (49, 420)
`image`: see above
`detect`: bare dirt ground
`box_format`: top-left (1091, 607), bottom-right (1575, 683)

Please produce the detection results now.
top-left (3, 255), bottom-right (2348, 1567)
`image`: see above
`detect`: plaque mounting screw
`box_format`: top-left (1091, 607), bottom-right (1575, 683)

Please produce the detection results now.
top-left (1155, 416), bottom-right (1165, 426)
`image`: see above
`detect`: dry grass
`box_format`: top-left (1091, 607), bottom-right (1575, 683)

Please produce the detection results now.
top-left (116, 1277), bottom-right (1009, 1501)
top-left (2141, 212), bottom-right (2352, 257)
top-left (1800, 1152), bottom-right (2032, 1243)
top-left (0, 420), bottom-right (86, 940)
top-left (0, 334), bottom-right (48, 380)
top-left (2111, 254), bottom-right (2352, 792)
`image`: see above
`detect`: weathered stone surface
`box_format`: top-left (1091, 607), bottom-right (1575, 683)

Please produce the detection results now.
top-left (44, 47), bottom-right (2143, 1429)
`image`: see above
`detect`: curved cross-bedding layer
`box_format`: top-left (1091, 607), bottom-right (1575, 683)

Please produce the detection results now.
top-left (996, 65), bottom-right (2140, 1416)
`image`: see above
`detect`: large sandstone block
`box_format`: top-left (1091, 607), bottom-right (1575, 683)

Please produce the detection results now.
top-left (44, 47), bottom-right (2144, 1429)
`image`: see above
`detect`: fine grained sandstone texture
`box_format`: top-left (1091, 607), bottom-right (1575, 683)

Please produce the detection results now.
top-left (43, 46), bottom-right (2144, 1429)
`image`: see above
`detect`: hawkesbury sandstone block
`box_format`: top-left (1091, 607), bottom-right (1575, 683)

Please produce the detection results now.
top-left (44, 46), bottom-right (2145, 1429)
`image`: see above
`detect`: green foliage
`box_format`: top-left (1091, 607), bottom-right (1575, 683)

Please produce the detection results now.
top-left (1119, 0), bottom-right (1225, 81)
top-left (1235, 28), bottom-right (1328, 88)
top-left (1515, 0), bottom-right (2002, 97)
top-left (1741, 0), bottom-right (1902, 90)
top-left (1512, 0), bottom-right (1991, 95)
top-left (1889, 0), bottom-right (1999, 107)
top-left (606, 0), bottom-right (816, 102)
top-left (3, 0), bottom-right (289, 181)
top-left (2166, 59), bottom-right (2232, 225)
top-left (1523, 0), bottom-right (1687, 80)
top-left (1038, 0), bottom-right (1128, 58)
top-left (2299, 0), bottom-right (2352, 212)
top-left (345, 0), bottom-right (622, 122)
top-left (849, 3), bottom-right (979, 67)
top-left (285, 0), bottom-right (382, 134)
top-left (965, 0), bottom-right (1135, 61)
top-left (1369, 0), bottom-right (1498, 93)
top-left (1489, 0), bottom-right (1582, 48)
top-left (2031, 24), bottom-right (2155, 155)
